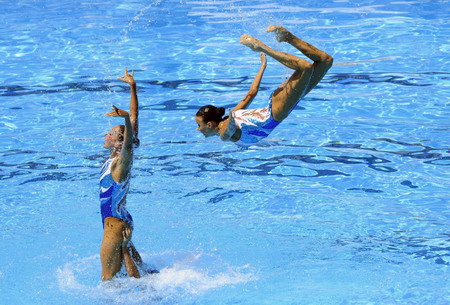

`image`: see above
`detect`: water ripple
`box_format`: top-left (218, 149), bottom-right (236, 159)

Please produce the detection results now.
top-left (1, 72), bottom-right (447, 96)
top-left (1, 137), bottom-right (448, 185)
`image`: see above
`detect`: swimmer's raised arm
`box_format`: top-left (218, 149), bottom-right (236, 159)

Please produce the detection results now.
top-left (233, 52), bottom-right (267, 111)
top-left (105, 105), bottom-right (133, 182)
top-left (118, 68), bottom-right (139, 147)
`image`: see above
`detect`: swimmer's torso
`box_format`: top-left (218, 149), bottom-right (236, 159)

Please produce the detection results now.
top-left (231, 101), bottom-right (280, 145)
top-left (99, 157), bottom-right (133, 228)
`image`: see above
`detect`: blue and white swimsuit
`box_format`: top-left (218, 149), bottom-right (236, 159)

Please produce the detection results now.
top-left (232, 99), bottom-right (281, 145)
top-left (99, 157), bottom-right (133, 228)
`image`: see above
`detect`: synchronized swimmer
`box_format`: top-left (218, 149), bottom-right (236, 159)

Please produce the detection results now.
top-left (100, 68), bottom-right (143, 281)
top-left (99, 25), bottom-right (332, 281)
top-left (195, 25), bottom-right (333, 145)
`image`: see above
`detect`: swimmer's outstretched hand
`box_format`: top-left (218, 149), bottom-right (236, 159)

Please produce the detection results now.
top-left (118, 67), bottom-right (136, 86)
top-left (122, 227), bottom-right (132, 248)
top-left (105, 105), bottom-right (130, 118)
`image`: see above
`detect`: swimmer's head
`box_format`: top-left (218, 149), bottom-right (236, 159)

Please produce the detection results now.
top-left (195, 105), bottom-right (226, 137)
top-left (103, 125), bottom-right (125, 150)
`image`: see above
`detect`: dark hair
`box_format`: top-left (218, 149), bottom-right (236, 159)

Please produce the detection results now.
top-left (117, 125), bottom-right (125, 142)
top-left (117, 124), bottom-right (140, 147)
top-left (196, 105), bottom-right (226, 124)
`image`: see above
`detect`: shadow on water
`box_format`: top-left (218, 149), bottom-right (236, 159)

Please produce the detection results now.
top-left (2, 70), bottom-right (448, 270)
top-left (335, 232), bottom-right (450, 266)
top-left (0, 137), bottom-right (448, 185)
top-left (1, 72), bottom-right (448, 97)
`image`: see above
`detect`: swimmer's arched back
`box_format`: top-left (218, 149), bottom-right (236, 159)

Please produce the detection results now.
top-left (195, 26), bottom-right (333, 146)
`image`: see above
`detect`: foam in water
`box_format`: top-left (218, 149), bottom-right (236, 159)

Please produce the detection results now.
top-left (57, 251), bottom-right (257, 304)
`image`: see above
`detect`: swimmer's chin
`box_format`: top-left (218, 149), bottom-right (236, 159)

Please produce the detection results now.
top-left (199, 132), bottom-right (212, 138)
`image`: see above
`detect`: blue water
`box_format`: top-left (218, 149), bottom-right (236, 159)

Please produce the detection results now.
top-left (1, 0), bottom-right (449, 304)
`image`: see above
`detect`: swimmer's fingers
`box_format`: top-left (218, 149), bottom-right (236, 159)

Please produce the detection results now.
top-left (123, 227), bottom-right (132, 240)
top-left (118, 67), bottom-right (136, 85)
top-left (124, 67), bottom-right (134, 77)
top-left (260, 53), bottom-right (267, 66)
top-left (105, 105), bottom-right (119, 117)
top-left (122, 227), bottom-right (132, 247)
top-left (105, 105), bottom-right (130, 117)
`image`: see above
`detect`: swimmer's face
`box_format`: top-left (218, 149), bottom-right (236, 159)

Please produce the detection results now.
top-left (195, 116), bottom-right (216, 138)
top-left (103, 125), bottom-right (123, 148)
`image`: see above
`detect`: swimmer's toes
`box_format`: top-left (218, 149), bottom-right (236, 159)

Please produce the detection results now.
top-left (266, 25), bottom-right (290, 42)
top-left (240, 34), bottom-right (251, 44)
top-left (266, 25), bottom-right (278, 33)
top-left (240, 34), bottom-right (261, 51)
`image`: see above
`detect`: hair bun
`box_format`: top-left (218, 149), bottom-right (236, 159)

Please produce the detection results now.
top-left (217, 107), bottom-right (225, 116)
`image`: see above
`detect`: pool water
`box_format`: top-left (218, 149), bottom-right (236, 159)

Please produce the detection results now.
top-left (1, 0), bottom-right (449, 304)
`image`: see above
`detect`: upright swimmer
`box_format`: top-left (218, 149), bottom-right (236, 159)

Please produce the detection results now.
top-left (100, 68), bottom-right (142, 281)
top-left (195, 26), bottom-right (333, 145)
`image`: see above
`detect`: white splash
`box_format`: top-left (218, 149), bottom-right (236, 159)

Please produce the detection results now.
top-left (57, 252), bottom-right (257, 304)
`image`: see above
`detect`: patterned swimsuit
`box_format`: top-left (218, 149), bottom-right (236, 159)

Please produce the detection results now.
top-left (99, 157), bottom-right (133, 228)
top-left (232, 99), bottom-right (281, 145)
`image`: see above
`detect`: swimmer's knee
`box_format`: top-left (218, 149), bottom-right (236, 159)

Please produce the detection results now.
top-left (324, 54), bottom-right (333, 68)
top-left (315, 55), bottom-right (333, 72)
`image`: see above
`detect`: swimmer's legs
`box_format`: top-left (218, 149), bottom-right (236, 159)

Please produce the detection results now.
top-left (266, 25), bottom-right (333, 95)
top-left (240, 34), bottom-right (312, 72)
top-left (240, 34), bottom-right (313, 121)
top-left (100, 217), bottom-right (126, 281)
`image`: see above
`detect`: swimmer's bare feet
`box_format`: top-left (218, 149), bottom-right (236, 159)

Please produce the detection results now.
top-left (240, 34), bottom-right (265, 52)
top-left (266, 25), bottom-right (292, 43)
